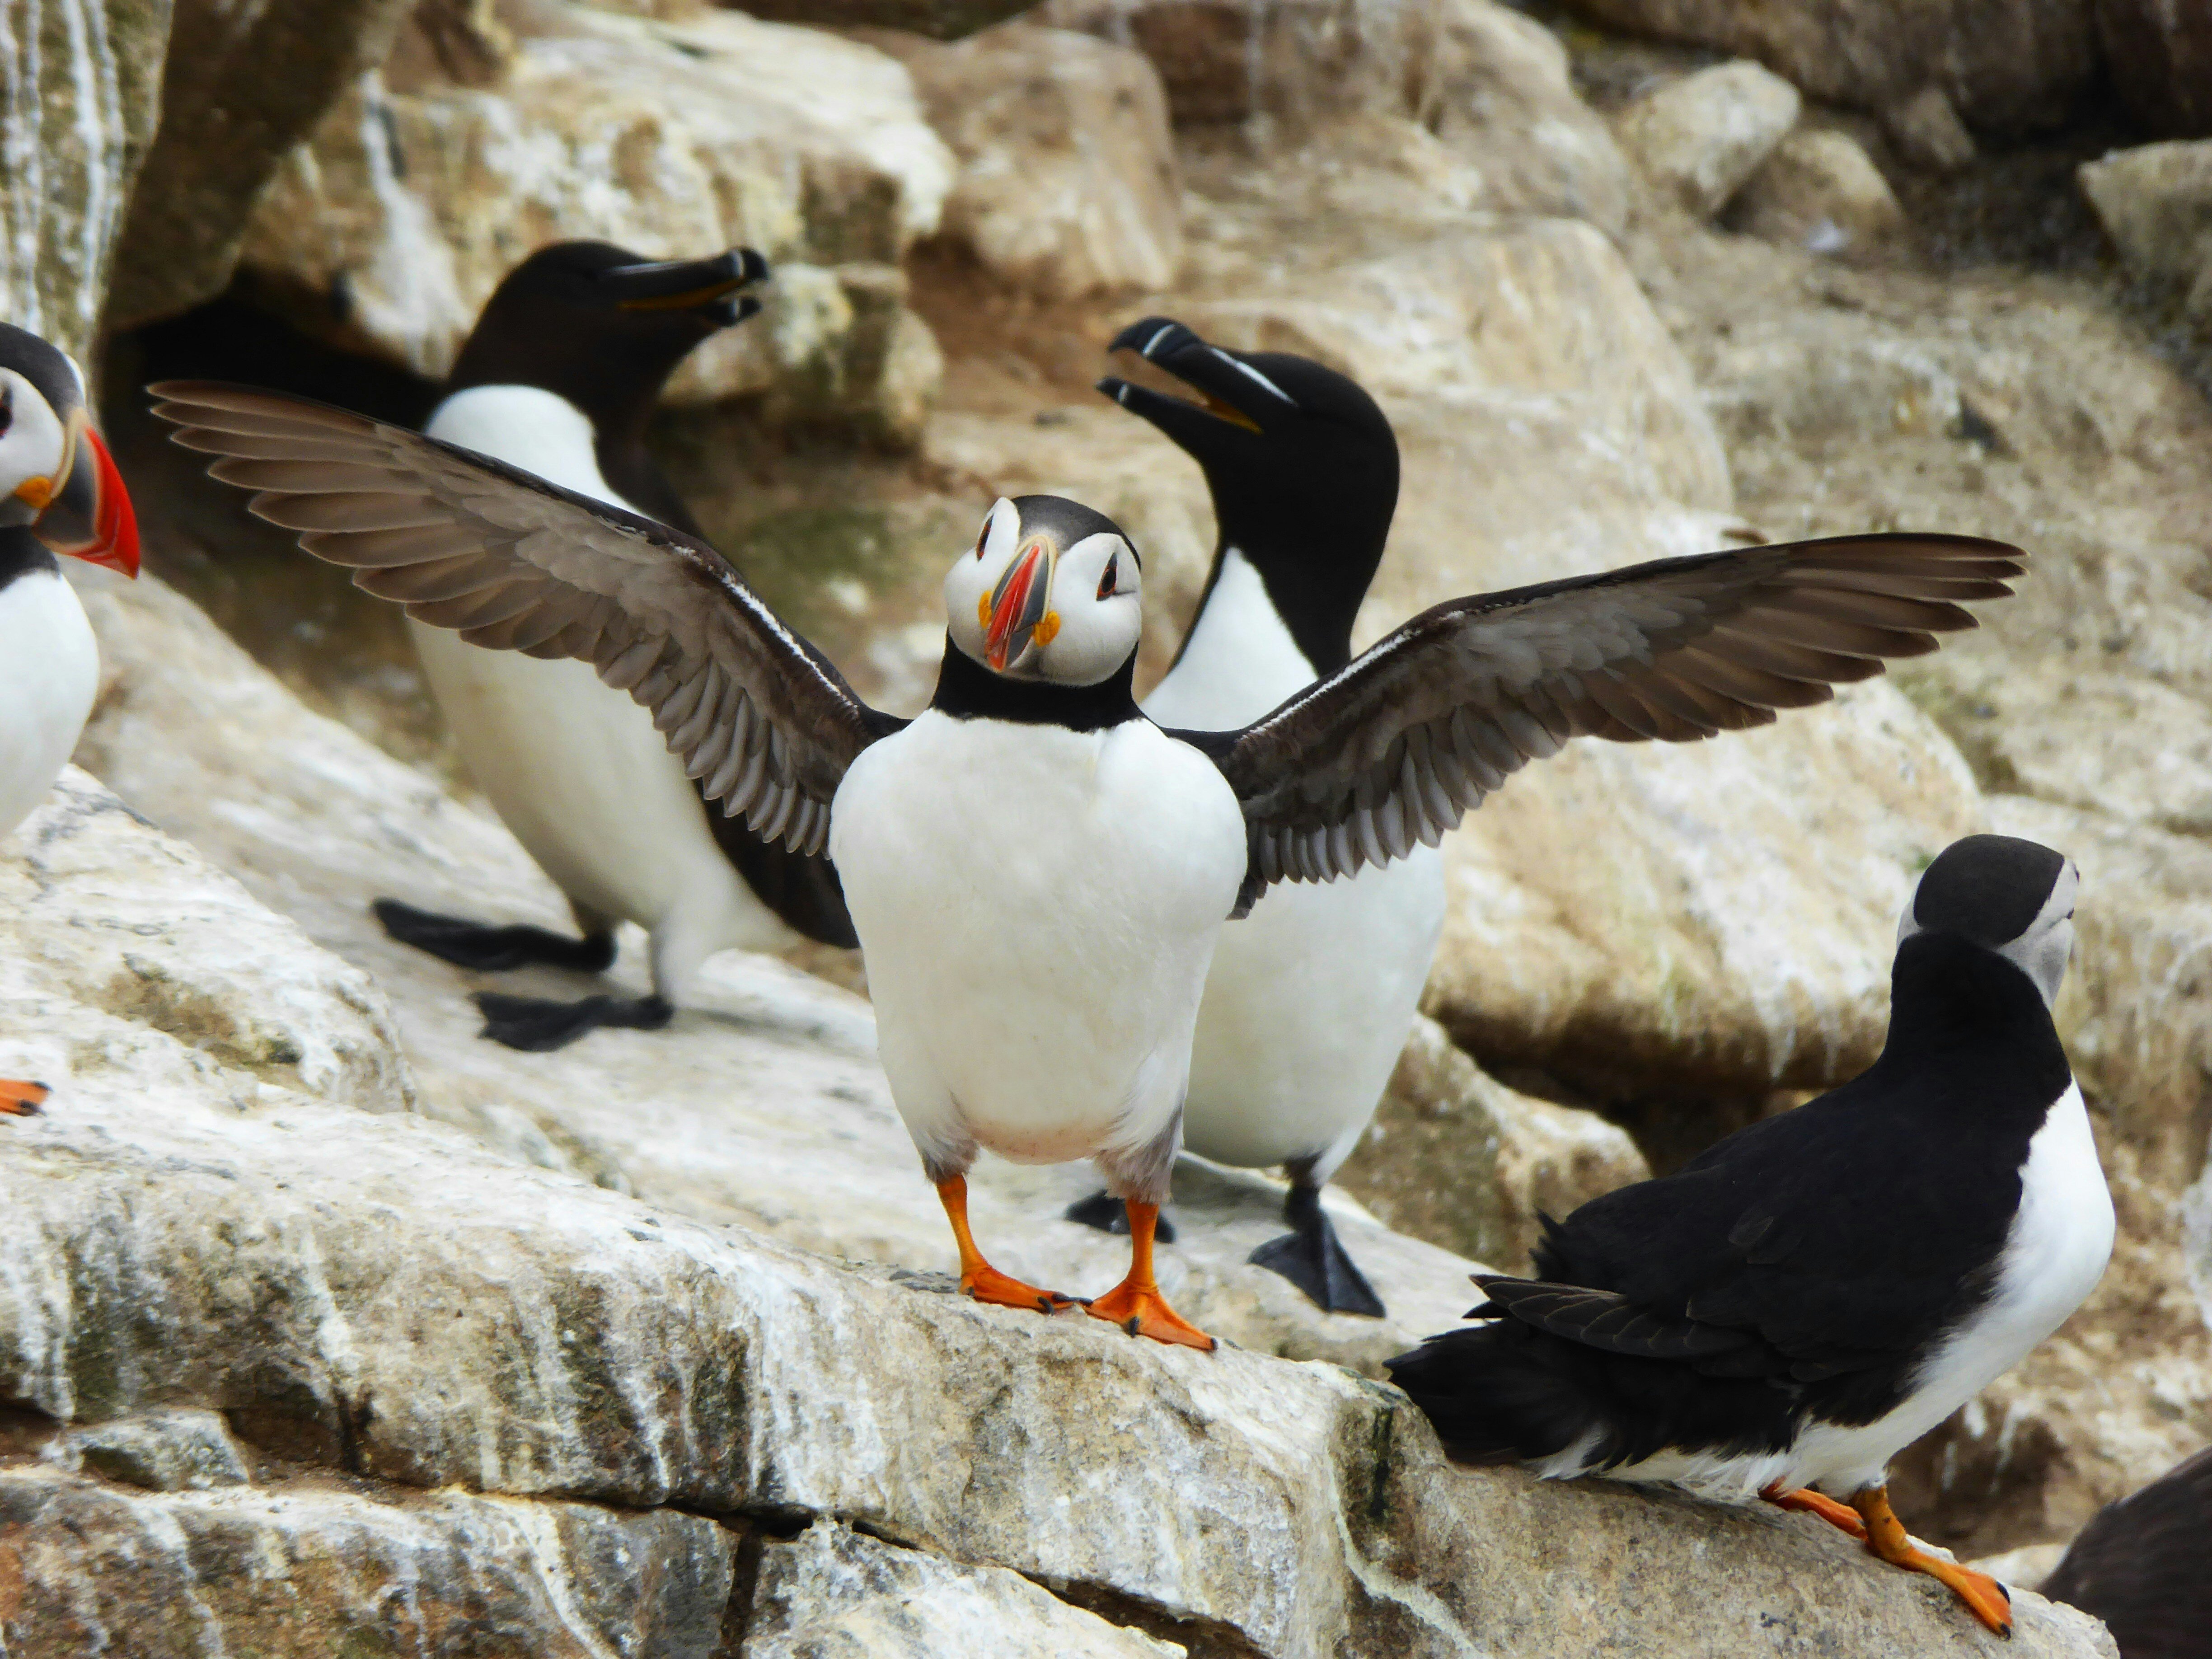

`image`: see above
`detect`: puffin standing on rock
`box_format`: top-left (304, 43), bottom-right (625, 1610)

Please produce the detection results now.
top-left (1067, 317), bottom-right (1442, 1317)
top-left (366, 241), bottom-right (860, 1052)
top-left (156, 377), bottom-right (2022, 1350)
top-left (0, 322), bottom-right (141, 1116)
top-left (1387, 834), bottom-right (2111, 1635)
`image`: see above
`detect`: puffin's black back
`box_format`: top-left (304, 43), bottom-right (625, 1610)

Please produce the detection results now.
top-left (2042, 1448), bottom-right (2212, 1659)
top-left (1388, 933), bottom-right (2071, 1467)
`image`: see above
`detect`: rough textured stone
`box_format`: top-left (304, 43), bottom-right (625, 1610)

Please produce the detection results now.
top-left (2096, 0), bottom-right (2212, 139)
top-left (2078, 141), bottom-right (2212, 325)
top-left (237, 0), bottom-right (955, 435)
top-left (0, 1466), bottom-right (736, 1657)
top-left (0, 0), bottom-right (173, 365)
top-left (1731, 127), bottom-right (1907, 258)
top-left (739, 0), bottom-right (1044, 40)
top-left (54, 1408), bottom-right (253, 1490)
top-left (878, 23), bottom-right (1182, 299)
top-left (1615, 59), bottom-right (1803, 220)
top-left (1881, 84), bottom-right (1978, 174)
top-left (1336, 1014), bottom-right (1649, 1274)
top-left (1560, 0), bottom-right (2100, 135)
top-left (105, 0), bottom-right (418, 328)
top-left (749, 1520), bottom-right (1185, 1657)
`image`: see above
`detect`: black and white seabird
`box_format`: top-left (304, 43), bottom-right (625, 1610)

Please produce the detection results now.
top-left (154, 378), bottom-right (2024, 1350)
top-left (1064, 317), bottom-right (1438, 1318)
top-left (367, 239), bottom-right (859, 1052)
top-left (2041, 1446), bottom-right (2212, 1657)
top-left (0, 321), bottom-right (141, 1118)
top-left (1387, 834), bottom-right (2112, 1634)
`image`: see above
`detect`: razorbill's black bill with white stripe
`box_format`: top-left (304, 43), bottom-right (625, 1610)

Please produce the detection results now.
top-left (0, 321), bottom-right (141, 1117)
top-left (152, 379), bottom-right (2025, 1348)
top-left (1067, 317), bottom-right (1437, 1317)
top-left (1386, 834), bottom-right (2109, 1635)
top-left (360, 240), bottom-right (859, 1052)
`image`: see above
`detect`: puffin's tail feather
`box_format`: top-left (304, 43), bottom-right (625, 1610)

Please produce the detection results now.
top-left (1385, 1320), bottom-right (1605, 1467)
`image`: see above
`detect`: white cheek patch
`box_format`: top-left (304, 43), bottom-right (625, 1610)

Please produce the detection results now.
top-left (0, 369), bottom-right (69, 505)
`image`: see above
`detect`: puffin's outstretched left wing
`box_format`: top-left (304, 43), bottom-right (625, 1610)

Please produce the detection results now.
top-left (150, 381), bottom-right (902, 857)
top-left (1174, 534), bottom-right (2020, 905)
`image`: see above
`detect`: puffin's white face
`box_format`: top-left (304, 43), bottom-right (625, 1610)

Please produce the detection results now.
top-left (942, 496), bottom-right (1143, 686)
top-left (0, 366), bottom-right (75, 530)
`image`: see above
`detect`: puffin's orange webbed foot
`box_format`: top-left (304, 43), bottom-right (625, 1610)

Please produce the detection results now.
top-left (1852, 1484), bottom-right (2012, 1636)
top-left (1083, 1199), bottom-right (1215, 1351)
top-left (1761, 1481), bottom-right (1868, 1540)
top-left (934, 1174), bottom-right (1075, 1316)
top-left (0, 1079), bottom-right (49, 1117)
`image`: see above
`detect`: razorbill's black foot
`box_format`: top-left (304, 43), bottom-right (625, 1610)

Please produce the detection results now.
top-left (1249, 1179), bottom-right (1384, 1317)
top-left (1063, 1189), bottom-right (1176, 1242)
top-left (159, 383), bottom-right (2023, 1354)
top-left (473, 991), bottom-right (673, 1052)
top-left (373, 897), bottom-right (619, 975)
top-left (1387, 834), bottom-right (2110, 1636)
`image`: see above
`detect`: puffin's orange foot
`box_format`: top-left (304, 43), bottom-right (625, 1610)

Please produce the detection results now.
top-left (1760, 1482), bottom-right (1868, 1540)
top-left (961, 1261), bottom-right (1077, 1315)
top-left (1852, 1483), bottom-right (2012, 1636)
top-left (1083, 1281), bottom-right (1215, 1350)
top-left (0, 1079), bottom-right (49, 1117)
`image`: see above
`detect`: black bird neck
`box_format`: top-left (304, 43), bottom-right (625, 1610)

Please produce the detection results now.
top-left (1186, 474), bottom-right (1395, 677)
top-left (929, 638), bottom-right (1142, 731)
top-left (0, 526), bottom-right (59, 593)
top-left (1876, 931), bottom-right (2071, 1098)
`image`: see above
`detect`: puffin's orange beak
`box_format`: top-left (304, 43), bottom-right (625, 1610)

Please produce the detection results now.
top-left (31, 416), bottom-right (138, 577)
top-left (983, 539), bottom-right (1058, 673)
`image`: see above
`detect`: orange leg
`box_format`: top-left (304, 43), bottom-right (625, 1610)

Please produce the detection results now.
top-left (1760, 1481), bottom-right (1868, 1540)
top-left (1851, 1484), bottom-right (2012, 1636)
top-left (936, 1177), bottom-right (1075, 1314)
top-left (0, 1079), bottom-right (48, 1117)
top-left (1083, 1201), bottom-right (1215, 1351)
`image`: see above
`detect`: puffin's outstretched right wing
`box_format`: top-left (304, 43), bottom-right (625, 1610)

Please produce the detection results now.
top-left (150, 381), bottom-right (901, 857)
top-left (1175, 534), bottom-right (2022, 908)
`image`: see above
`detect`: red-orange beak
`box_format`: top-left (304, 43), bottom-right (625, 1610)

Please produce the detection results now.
top-left (29, 416), bottom-right (139, 577)
top-left (982, 539), bottom-right (1058, 673)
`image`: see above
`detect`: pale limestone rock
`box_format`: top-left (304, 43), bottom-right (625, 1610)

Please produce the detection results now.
top-left (1337, 1014), bottom-right (1649, 1273)
top-left (0, 1466), bottom-right (736, 1656)
top-left (1733, 128), bottom-right (1906, 257)
top-left (749, 1520), bottom-right (1186, 1657)
top-left (238, 1), bottom-right (955, 435)
top-left (1615, 60), bottom-right (1803, 220)
top-left (0, 0), bottom-right (172, 364)
top-left (54, 1408), bottom-right (253, 1490)
top-left (881, 23), bottom-right (1182, 299)
top-left (2078, 140), bottom-right (2212, 324)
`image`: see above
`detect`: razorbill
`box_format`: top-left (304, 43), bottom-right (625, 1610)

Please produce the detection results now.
top-left (370, 239), bottom-right (859, 1052)
top-left (154, 378), bottom-right (2026, 1350)
top-left (1064, 316), bottom-right (1440, 1318)
top-left (2041, 1445), bottom-right (2212, 1656)
top-left (0, 321), bottom-right (141, 1116)
top-left (1386, 834), bottom-right (2111, 1634)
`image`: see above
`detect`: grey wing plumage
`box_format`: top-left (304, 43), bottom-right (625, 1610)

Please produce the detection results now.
top-left (149, 381), bottom-right (900, 859)
top-left (1186, 534), bottom-right (2022, 900)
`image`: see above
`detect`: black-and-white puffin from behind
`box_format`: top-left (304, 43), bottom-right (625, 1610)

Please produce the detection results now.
top-left (1064, 316), bottom-right (1439, 1317)
top-left (0, 321), bottom-right (141, 1118)
top-left (2040, 1445), bottom-right (2212, 1657)
top-left (1387, 834), bottom-right (2111, 1635)
top-left (154, 377), bottom-right (2026, 1351)
top-left (367, 239), bottom-right (861, 1053)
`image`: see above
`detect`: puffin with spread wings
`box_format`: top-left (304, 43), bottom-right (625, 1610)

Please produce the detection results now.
top-left (152, 380), bottom-right (2023, 1350)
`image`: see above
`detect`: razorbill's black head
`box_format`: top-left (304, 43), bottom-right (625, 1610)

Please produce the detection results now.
top-left (0, 322), bottom-right (138, 578)
top-left (1901, 832), bottom-right (2077, 1006)
top-left (1098, 317), bottom-right (1395, 672)
top-left (942, 495), bottom-right (1143, 686)
top-left (445, 239), bottom-right (768, 436)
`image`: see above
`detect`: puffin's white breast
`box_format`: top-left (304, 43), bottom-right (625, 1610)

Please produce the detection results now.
top-left (0, 568), bottom-right (97, 842)
top-left (1144, 547), bottom-right (1447, 1174)
top-left (831, 710), bottom-right (1246, 1169)
top-left (414, 385), bottom-right (792, 952)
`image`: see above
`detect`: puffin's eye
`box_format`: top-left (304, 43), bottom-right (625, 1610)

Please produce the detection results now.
top-left (1097, 551), bottom-right (1119, 600)
top-left (973, 518), bottom-right (990, 559)
top-left (0, 385), bottom-right (12, 438)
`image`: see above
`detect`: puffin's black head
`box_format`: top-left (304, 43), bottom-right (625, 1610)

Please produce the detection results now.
top-left (445, 240), bottom-right (769, 421)
top-left (1901, 834), bottom-right (2079, 1007)
top-left (0, 323), bottom-right (137, 576)
top-left (1097, 317), bottom-right (1397, 672)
